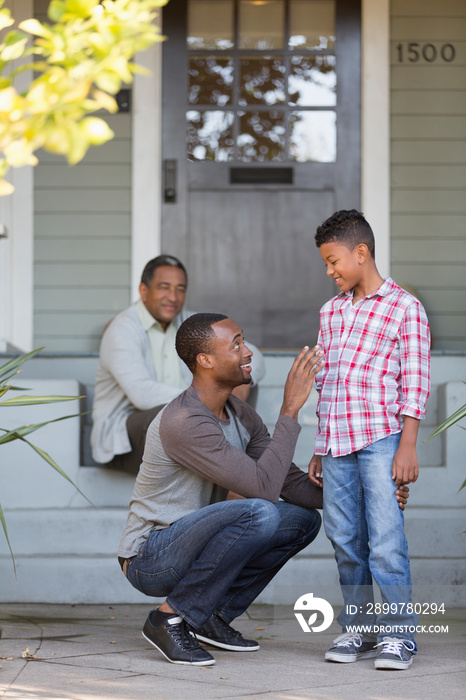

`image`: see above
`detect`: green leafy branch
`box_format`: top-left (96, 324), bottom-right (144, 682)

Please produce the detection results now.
top-left (0, 0), bottom-right (166, 193)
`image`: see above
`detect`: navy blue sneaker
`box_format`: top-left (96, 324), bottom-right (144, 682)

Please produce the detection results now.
top-left (374, 637), bottom-right (416, 670)
top-left (325, 632), bottom-right (378, 663)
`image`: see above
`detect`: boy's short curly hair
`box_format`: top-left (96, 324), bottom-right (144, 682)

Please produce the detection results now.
top-left (176, 313), bottom-right (228, 373)
top-left (315, 209), bottom-right (375, 258)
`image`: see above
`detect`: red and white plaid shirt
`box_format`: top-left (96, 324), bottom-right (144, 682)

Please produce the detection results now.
top-left (314, 277), bottom-right (431, 457)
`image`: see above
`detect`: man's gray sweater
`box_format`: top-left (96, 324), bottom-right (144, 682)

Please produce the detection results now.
top-left (119, 386), bottom-right (323, 558)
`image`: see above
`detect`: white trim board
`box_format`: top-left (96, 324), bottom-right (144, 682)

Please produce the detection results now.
top-left (0, 0), bottom-right (34, 352)
top-left (361, 0), bottom-right (391, 277)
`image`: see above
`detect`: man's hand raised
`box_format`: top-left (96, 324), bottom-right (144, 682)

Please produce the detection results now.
top-left (280, 345), bottom-right (324, 421)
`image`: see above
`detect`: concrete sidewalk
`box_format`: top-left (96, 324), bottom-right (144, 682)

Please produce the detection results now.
top-left (0, 604), bottom-right (464, 700)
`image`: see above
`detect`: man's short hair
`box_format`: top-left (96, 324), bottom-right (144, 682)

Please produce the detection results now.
top-left (315, 209), bottom-right (375, 258)
top-left (176, 313), bottom-right (228, 373)
top-left (140, 255), bottom-right (188, 287)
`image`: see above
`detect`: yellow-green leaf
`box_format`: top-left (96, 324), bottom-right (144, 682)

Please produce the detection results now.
top-left (0, 394), bottom-right (81, 406)
top-left (0, 179), bottom-right (14, 195)
top-left (424, 403), bottom-right (466, 441)
top-left (0, 347), bottom-right (44, 378)
top-left (0, 412), bottom-right (85, 444)
top-left (80, 116), bottom-right (114, 145)
top-left (91, 88), bottom-right (117, 113)
top-left (0, 10), bottom-right (14, 32)
top-left (0, 503), bottom-right (16, 578)
top-left (47, 0), bottom-right (66, 22)
top-left (64, 0), bottom-right (100, 19)
top-left (0, 86), bottom-right (18, 112)
top-left (18, 435), bottom-right (93, 506)
top-left (18, 18), bottom-right (51, 38)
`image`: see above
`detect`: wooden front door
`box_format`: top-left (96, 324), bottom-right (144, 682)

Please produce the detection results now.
top-left (162, 0), bottom-right (361, 347)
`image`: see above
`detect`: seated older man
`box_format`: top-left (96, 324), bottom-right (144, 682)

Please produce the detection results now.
top-left (91, 256), bottom-right (265, 474)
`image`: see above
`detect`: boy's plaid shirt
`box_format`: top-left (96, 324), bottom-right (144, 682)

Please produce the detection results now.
top-left (314, 277), bottom-right (431, 457)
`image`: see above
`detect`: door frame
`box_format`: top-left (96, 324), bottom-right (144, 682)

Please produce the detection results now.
top-left (361, 0), bottom-right (390, 277)
top-left (130, 0), bottom-right (390, 304)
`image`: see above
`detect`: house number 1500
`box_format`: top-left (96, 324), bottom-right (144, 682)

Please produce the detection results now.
top-left (396, 43), bottom-right (456, 63)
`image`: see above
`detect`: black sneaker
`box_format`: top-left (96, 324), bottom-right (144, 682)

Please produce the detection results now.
top-left (374, 637), bottom-right (416, 670)
top-left (142, 612), bottom-right (215, 665)
top-left (325, 632), bottom-right (378, 662)
top-left (192, 613), bottom-right (260, 651)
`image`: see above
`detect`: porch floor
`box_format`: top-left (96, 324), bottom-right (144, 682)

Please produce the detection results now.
top-left (0, 603), bottom-right (464, 699)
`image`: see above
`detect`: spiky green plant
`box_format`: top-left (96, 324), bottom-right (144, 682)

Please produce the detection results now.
top-left (424, 390), bottom-right (466, 491)
top-left (0, 348), bottom-right (87, 575)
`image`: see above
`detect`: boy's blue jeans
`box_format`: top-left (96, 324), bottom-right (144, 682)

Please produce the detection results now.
top-left (322, 433), bottom-right (418, 646)
top-left (125, 498), bottom-right (321, 630)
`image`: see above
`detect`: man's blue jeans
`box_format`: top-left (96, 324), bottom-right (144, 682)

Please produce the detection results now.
top-left (126, 498), bottom-right (321, 630)
top-left (322, 433), bottom-right (418, 645)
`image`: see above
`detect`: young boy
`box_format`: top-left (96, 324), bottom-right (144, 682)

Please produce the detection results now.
top-left (308, 209), bottom-right (430, 670)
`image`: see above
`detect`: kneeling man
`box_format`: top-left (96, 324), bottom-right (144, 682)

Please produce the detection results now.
top-left (118, 312), bottom-right (323, 665)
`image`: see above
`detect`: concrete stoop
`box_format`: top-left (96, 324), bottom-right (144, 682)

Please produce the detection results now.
top-left (0, 355), bottom-right (465, 604)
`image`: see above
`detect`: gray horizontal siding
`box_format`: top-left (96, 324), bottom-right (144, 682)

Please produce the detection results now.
top-left (32, 0), bottom-right (132, 354)
top-left (35, 239), bottom-right (130, 263)
top-left (391, 18), bottom-right (466, 41)
top-left (391, 214), bottom-right (465, 237)
top-left (391, 263), bottom-right (465, 288)
top-left (391, 165), bottom-right (466, 188)
top-left (35, 313), bottom-right (119, 337)
top-left (391, 238), bottom-right (466, 263)
top-left (34, 263), bottom-right (131, 288)
top-left (391, 189), bottom-right (465, 213)
top-left (391, 89), bottom-right (466, 115)
top-left (391, 115), bottom-right (465, 138)
top-left (391, 66), bottom-right (466, 90)
top-left (391, 0), bottom-right (466, 16)
top-left (34, 188), bottom-right (131, 213)
top-left (391, 140), bottom-right (466, 163)
top-left (37, 140), bottom-right (132, 164)
top-left (35, 165), bottom-right (131, 188)
top-left (389, 4), bottom-right (466, 352)
top-left (34, 288), bottom-right (130, 313)
top-left (35, 214), bottom-right (131, 238)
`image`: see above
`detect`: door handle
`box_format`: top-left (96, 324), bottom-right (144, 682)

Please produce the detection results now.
top-left (164, 159), bottom-right (177, 203)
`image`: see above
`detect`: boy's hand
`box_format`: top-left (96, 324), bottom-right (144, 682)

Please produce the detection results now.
top-left (307, 454), bottom-right (410, 508)
top-left (280, 345), bottom-right (324, 421)
top-left (396, 484), bottom-right (410, 511)
top-left (308, 454), bottom-right (323, 487)
top-left (392, 445), bottom-right (419, 486)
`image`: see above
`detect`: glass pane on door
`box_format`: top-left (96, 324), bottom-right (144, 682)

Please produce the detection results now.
top-left (239, 56), bottom-right (286, 106)
top-left (289, 0), bottom-right (336, 50)
top-left (290, 110), bottom-right (336, 162)
top-left (238, 110), bottom-right (286, 161)
top-left (187, 110), bottom-right (235, 161)
top-left (188, 0), bottom-right (234, 49)
top-left (289, 55), bottom-right (336, 106)
top-left (189, 56), bottom-right (234, 106)
top-left (239, 0), bottom-right (285, 50)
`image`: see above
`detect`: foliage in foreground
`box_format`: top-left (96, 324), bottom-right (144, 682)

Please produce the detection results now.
top-left (0, 0), bottom-right (166, 193)
top-left (424, 388), bottom-right (466, 491)
top-left (0, 348), bottom-right (87, 575)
